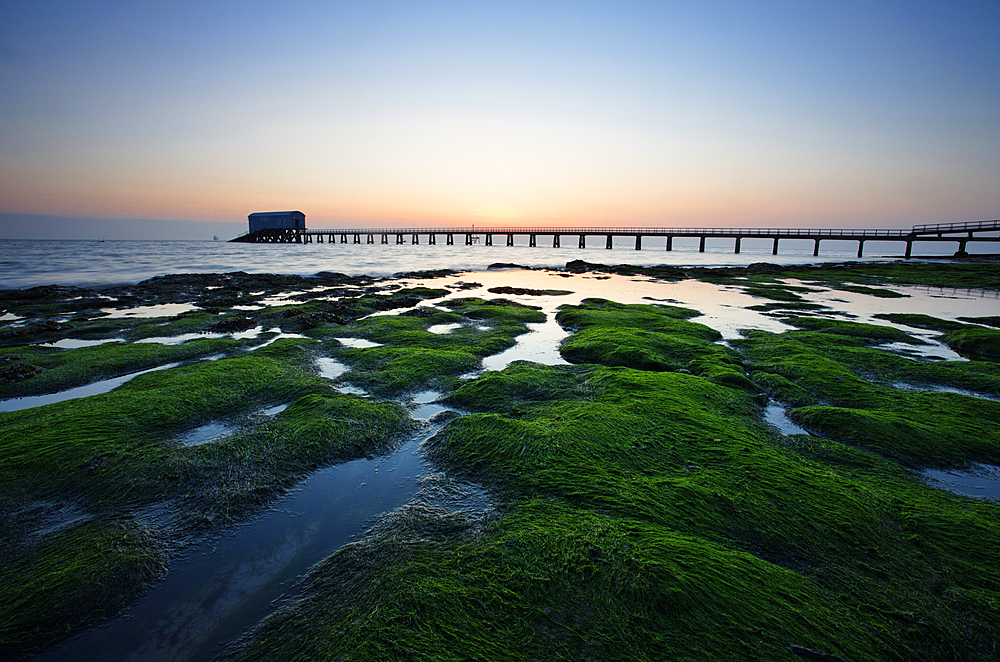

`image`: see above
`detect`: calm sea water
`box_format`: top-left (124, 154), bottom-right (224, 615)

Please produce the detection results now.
top-left (0, 236), bottom-right (955, 290)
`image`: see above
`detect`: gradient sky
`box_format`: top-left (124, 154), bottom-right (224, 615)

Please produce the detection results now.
top-left (1, 0), bottom-right (998, 229)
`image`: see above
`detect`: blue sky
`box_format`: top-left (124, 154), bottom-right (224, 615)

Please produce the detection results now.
top-left (1, 0), bottom-right (997, 229)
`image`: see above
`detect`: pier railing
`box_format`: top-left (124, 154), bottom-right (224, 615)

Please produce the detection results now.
top-left (303, 226), bottom-right (916, 237)
top-left (911, 219), bottom-right (1000, 234)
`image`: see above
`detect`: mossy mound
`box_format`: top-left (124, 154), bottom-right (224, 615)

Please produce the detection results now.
top-left (939, 327), bottom-right (1000, 358)
top-left (446, 361), bottom-right (592, 412)
top-left (746, 301), bottom-right (830, 313)
top-left (837, 284), bottom-right (909, 298)
top-left (741, 286), bottom-right (806, 302)
top-left (0, 338), bottom-right (243, 399)
top-left (555, 299), bottom-right (750, 389)
top-left (325, 298), bottom-right (547, 397)
top-left (734, 329), bottom-right (1000, 466)
top-left (781, 316), bottom-right (923, 344)
top-left (231, 362), bottom-right (1000, 662)
top-left (872, 313), bottom-right (968, 332)
top-left (0, 518), bottom-right (168, 659)
top-left (959, 315), bottom-right (1000, 328)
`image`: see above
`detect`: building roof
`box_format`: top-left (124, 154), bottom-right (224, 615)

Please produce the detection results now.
top-left (248, 211), bottom-right (305, 217)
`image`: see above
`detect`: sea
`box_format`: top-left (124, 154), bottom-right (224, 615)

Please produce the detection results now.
top-left (0, 235), bottom-right (971, 290)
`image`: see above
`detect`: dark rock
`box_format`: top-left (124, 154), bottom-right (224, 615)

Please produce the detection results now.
top-left (210, 317), bottom-right (257, 333)
top-left (400, 308), bottom-right (438, 318)
top-left (485, 298), bottom-right (543, 310)
top-left (487, 263), bottom-right (532, 270)
top-left (0, 363), bottom-right (41, 383)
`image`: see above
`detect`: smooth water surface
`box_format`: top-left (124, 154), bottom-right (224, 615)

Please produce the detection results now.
top-left (923, 464), bottom-right (1000, 503)
top-left (0, 237), bottom-right (942, 291)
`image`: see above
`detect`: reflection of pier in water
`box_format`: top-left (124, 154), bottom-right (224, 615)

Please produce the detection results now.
top-left (237, 219), bottom-right (1000, 258)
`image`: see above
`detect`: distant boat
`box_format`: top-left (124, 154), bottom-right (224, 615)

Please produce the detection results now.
top-left (213, 236), bottom-right (219, 241)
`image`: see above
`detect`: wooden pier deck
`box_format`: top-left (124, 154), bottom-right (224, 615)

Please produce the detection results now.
top-left (233, 219), bottom-right (1000, 257)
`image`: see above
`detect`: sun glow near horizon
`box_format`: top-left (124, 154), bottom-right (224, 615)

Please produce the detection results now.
top-left (1, 2), bottom-right (997, 233)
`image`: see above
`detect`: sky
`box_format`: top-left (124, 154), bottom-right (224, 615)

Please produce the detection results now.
top-left (1, 0), bottom-right (998, 235)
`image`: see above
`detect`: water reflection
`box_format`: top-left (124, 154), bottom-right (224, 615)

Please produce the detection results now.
top-left (177, 422), bottom-right (233, 447)
top-left (924, 464), bottom-right (1000, 503)
top-left (30, 426), bottom-right (440, 662)
top-left (764, 403), bottom-right (809, 436)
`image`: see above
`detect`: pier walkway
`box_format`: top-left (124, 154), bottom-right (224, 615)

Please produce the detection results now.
top-left (234, 219), bottom-right (1000, 257)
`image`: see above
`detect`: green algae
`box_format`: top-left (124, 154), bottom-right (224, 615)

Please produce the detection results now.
top-left (334, 346), bottom-right (481, 397)
top-left (939, 326), bottom-right (1000, 358)
top-left (226, 281), bottom-right (1000, 660)
top-left (734, 329), bottom-right (1000, 466)
top-left (836, 284), bottom-right (909, 298)
top-left (231, 360), bottom-right (1000, 662)
top-left (741, 286), bottom-right (806, 302)
top-left (746, 301), bottom-right (830, 313)
top-left (314, 297), bottom-right (549, 398)
top-left (959, 315), bottom-right (1000, 328)
top-left (438, 297), bottom-right (548, 324)
top-left (555, 299), bottom-right (754, 392)
top-left (762, 329), bottom-right (1000, 396)
top-left (0, 339), bottom-right (414, 655)
top-left (0, 337), bottom-right (243, 399)
top-left (0, 518), bottom-right (168, 659)
top-left (872, 313), bottom-right (969, 332)
top-left (6, 263), bottom-right (1000, 661)
top-left (780, 316), bottom-right (924, 344)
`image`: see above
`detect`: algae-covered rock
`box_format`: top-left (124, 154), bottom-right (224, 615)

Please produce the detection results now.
top-left (781, 316), bottom-right (923, 344)
top-left (232, 360), bottom-right (1000, 662)
top-left (556, 299), bottom-right (749, 386)
top-left (940, 326), bottom-right (1000, 358)
top-left (735, 329), bottom-right (1000, 466)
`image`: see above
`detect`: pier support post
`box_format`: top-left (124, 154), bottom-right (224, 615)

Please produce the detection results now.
top-left (904, 241), bottom-right (912, 258)
top-left (813, 238), bottom-right (821, 256)
top-left (465, 234), bottom-right (473, 245)
top-left (549, 235), bottom-right (556, 248)
top-left (412, 234), bottom-right (419, 244)
top-left (507, 234), bottom-right (514, 246)
top-left (857, 240), bottom-right (864, 258)
top-left (956, 239), bottom-right (969, 256)
top-left (353, 234), bottom-right (361, 244)
top-left (381, 234), bottom-right (388, 244)
top-left (529, 234), bottom-right (537, 247)
top-left (635, 235), bottom-right (642, 250)
top-left (772, 237), bottom-right (779, 255)
top-left (396, 234), bottom-right (404, 244)
top-left (579, 235), bottom-right (586, 249)
top-left (699, 236), bottom-right (706, 252)
top-left (665, 236), bottom-right (672, 251)
top-left (734, 237), bottom-right (741, 254)
top-left (317, 234), bottom-right (323, 243)
top-left (447, 233), bottom-right (454, 245)
top-left (606, 235), bottom-right (613, 249)
top-left (485, 234), bottom-right (493, 246)
top-left (367, 234), bottom-right (374, 244)
top-left (428, 234), bottom-right (435, 245)
top-left (341, 234), bottom-right (348, 244)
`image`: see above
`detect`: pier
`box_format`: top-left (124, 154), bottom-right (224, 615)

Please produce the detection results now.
top-left (233, 219), bottom-right (1000, 257)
